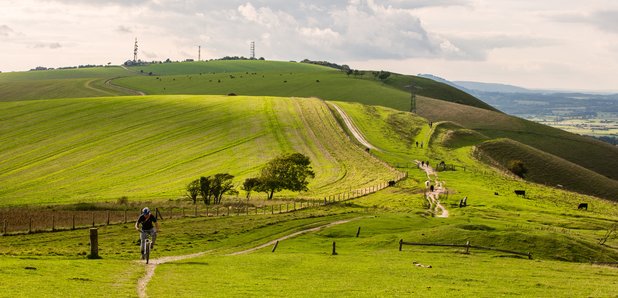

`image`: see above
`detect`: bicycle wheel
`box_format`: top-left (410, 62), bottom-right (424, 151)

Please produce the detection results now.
top-left (145, 240), bottom-right (151, 264)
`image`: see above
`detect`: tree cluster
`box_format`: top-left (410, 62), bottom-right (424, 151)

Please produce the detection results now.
top-left (186, 173), bottom-right (236, 205)
top-left (243, 153), bottom-right (315, 200)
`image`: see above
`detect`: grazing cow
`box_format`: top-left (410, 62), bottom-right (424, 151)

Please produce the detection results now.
top-left (459, 197), bottom-right (467, 207)
top-left (494, 192), bottom-right (499, 196)
top-left (365, 147), bottom-right (370, 153)
top-left (514, 190), bottom-right (526, 197)
top-left (388, 180), bottom-right (396, 186)
top-left (578, 203), bottom-right (588, 210)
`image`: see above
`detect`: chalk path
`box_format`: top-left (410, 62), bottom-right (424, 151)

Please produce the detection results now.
top-left (417, 161), bottom-right (449, 218)
top-left (137, 217), bottom-right (362, 298)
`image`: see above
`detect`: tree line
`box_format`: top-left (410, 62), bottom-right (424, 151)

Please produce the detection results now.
top-left (186, 153), bottom-right (315, 205)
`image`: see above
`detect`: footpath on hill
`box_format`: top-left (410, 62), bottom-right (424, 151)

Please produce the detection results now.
top-left (417, 161), bottom-right (449, 218)
top-left (136, 218), bottom-right (361, 298)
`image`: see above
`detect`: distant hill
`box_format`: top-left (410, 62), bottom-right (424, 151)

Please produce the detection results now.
top-left (453, 81), bottom-right (532, 93)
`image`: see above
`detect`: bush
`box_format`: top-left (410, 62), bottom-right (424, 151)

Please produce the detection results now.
top-left (508, 160), bottom-right (528, 178)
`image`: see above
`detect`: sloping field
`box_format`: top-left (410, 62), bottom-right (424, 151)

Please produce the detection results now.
top-left (0, 66), bottom-right (134, 101)
top-left (416, 95), bottom-right (618, 182)
top-left (0, 95), bottom-right (397, 206)
top-left (475, 138), bottom-right (618, 200)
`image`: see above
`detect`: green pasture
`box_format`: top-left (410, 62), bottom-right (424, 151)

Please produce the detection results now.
top-left (0, 66), bottom-right (134, 101)
top-left (0, 95), bottom-right (396, 206)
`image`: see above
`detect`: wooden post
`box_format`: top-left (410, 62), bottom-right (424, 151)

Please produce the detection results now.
top-left (92, 212), bottom-right (95, 227)
top-left (227, 206), bottom-right (230, 216)
top-left (29, 217), bottom-right (32, 233)
top-left (182, 207), bottom-right (185, 217)
top-left (332, 241), bottom-right (337, 255)
top-left (286, 203), bottom-right (289, 213)
top-left (2, 219), bottom-right (7, 235)
top-left (399, 239), bottom-right (403, 251)
top-left (272, 240), bottom-right (279, 253)
top-left (89, 228), bottom-right (99, 259)
top-left (356, 226), bottom-right (361, 238)
top-left (52, 215), bottom-right (55, 231)
top-left (170, 208), bottom-right (173, 219)
top-left (465, 241), bottom-right (470, 254)
top-left (72, 215), bottom-right (75, 230)
top-left (106, 210), bottom-right (110, 225)
top-left (271, 205), bottom-right (274, 215)
top-left (124, 209), bottom-right (127, 224)
top-left (194, 205), bottom-right (197, 217)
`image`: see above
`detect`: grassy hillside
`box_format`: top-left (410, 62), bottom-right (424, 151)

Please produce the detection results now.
top-left (476, 138), bottom-right (618, 200)
top-left (0, 66), bottom-right (135, 101)
top-left (0, 95), bottom-right (397, 206)
top-left (416, 95), bottom-right (618, 185)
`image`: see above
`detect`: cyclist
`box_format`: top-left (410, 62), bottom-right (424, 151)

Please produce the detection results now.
top-left (135, 207), bottom-right (160, 254)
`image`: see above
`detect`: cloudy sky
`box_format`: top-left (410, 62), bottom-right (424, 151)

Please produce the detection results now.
top-left (1, 0), bottom-right (617, 91)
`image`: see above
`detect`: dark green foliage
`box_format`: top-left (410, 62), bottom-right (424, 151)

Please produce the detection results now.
top-left (186, 179), bottom-right (200, 204)
top-left (507, 159), bottom-right (528, 178)
top-left (242, 177), bottom-right (261, 199)
top-left (254, 153), bottom-right (315, 200)
top-left (199, 174), bottom-right (235, 205)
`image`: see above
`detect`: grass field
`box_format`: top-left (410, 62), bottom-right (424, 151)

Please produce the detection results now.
top-left (0, 66), bottom-right (134, 101)
top-left (1, 60), bottom-right (617, 297)
top-left (0, 95), bottom-right (397, 206)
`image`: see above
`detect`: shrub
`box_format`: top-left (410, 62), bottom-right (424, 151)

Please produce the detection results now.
top-left (508, 159), bottom-right (528, 178)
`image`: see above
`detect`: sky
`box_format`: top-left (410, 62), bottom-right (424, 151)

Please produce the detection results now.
top-left (1, 0), bottom-right (617, 91)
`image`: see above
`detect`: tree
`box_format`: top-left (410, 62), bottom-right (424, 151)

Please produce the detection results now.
top-left (377, 70), bottom-right (391, 81)
top-left (211, 173), bottom-right (235, 204)
top-left (199, 176), bottom-right (213, 205)
top-left (254, 153), bottom-right (315, 200)
top-left (507, 160), bottom-right (528, 178)
top-left (242, 177), bottom-right (261, 199)
top-left (186, 179), bottom-right (200, 204)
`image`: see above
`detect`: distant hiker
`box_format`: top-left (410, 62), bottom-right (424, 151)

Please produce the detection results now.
top-left (430, 185), bottom-right (434, 192)
top-left (415, 141), bottom-right (418, 147)
top-left (425, 180), bottom-right (430, 189)
top-left (429, 122), bottom-right (433, 128)
top-left (420, 141), bottom-right (423, 148)
top-left (421, 161), bottom-right (425, 167)
top-left (426, 161), bottom-right (430, 167)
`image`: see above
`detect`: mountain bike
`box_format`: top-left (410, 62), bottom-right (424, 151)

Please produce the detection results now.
top-left (139, 230), bottom-right (153, 264)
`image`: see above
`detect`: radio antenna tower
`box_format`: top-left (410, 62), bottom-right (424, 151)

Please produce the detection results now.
top-left (133, 38), bottom-right (138, 62)
top-left (250, 41), bottom-right (255, 59)
top-left (198, 45), bottom-right (201, 61)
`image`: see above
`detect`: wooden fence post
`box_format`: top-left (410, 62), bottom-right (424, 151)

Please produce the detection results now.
top-left (294, 201), bottom-right (296, 210)
top-left (332, 241), bottom-right (337, 255)
top-left (399, 239), bottom-right (403, 251)
top-left (216, 207), bottom-right (219, 216)
top-left (92, 212), bottom-right (95, 227)
top-left (170, 208), bottom-right (173, 219)
top-left (2, 219), bottom-right (7, 235)
top-left (182, 207), bottom-right (185, 217)
top-left (356, 227), bottom-right (361, 238)
top-left (29, 217), bottom-right (32, 233)
top-left (89, 228), bottom-right (99, 259)
top-left (227, 206), bottom-right (230, 216)
top-left (286, 204), bottom-right (289, 213)
top-left (272, 240), bottom-right (279, 253)
top-left (271, 205), bottom-right (274, 215)
top-left (52, 215), bottom-right (55, 231)
top-left (72, 215), bottom-right (75, 230)
top-left (124, 209), bottom-right (127, 224)
top-left (465, 241), bottom-right (470, 254)
top-left (106, 211), bottom-right (110, 225)
top-left (194, 205), bottom-right (197, 217)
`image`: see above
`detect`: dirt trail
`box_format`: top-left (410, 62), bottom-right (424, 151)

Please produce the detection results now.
top-left (136, 217), bottom-right (362, 298)
top-left (330, 103), bottom-right (379, 151)
top-left (417, 161), bottom-right (449, 218)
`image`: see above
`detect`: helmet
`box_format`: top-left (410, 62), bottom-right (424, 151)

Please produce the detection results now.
top-left (142, 207), bottom-right (150, 215)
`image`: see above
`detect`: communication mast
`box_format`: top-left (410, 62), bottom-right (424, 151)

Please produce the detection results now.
top-left (250, 41), bottom-right (255, 59)
top-left (133, 38), bottom-right (138, 62)
top-left (198, 45), bottom-right (201, 61)
top-left (405, 82), bottom-right (418, 114)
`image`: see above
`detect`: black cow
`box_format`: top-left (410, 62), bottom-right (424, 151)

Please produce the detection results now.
top-left (388, 180), bottom-right (396, 186)
top-left (514, 190), bottom-right (526, 197)
top-left (578, 203), bottom-right (588, 210)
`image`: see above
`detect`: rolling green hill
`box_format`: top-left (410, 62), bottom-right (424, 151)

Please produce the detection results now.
top-left (0, 66), bottom-right (136, 101)
top-left (0, 95), bottom-right (398, 206)
top-left (476, 138), bottom-right (618, 199)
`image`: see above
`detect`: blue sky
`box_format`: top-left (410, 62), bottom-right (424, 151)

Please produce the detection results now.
top-left (1, 0), bottom-right (617, 91)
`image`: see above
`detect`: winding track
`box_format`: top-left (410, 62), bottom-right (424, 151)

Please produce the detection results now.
top-left (136, 218), bottom-right (362, 298)
top-left (417, 161), bottom-right (449, 218)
